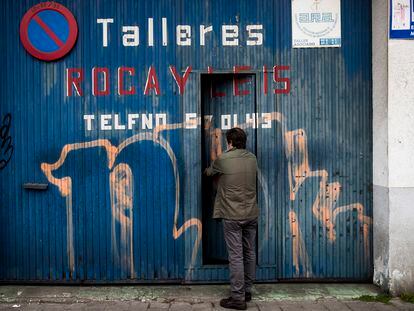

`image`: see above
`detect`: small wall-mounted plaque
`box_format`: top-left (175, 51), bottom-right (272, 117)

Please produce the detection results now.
top-left (390, 0), bottom-right (414, 39)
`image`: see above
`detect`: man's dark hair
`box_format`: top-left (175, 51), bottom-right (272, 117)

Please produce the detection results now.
top-left (226, 127), bottom-right (247, 149)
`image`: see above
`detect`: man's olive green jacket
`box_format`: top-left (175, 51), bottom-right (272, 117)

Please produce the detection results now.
top-left (205, 148), bottom-right (259, 220)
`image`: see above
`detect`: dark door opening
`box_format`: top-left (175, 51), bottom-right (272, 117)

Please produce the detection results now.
top-left (201, 73), bottom-right (257, 265)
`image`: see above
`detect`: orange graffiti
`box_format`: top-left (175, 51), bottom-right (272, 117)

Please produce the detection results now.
top-left (202, 114), bottom-right (371, 277)
top-left (283, 129), bottom-right (372, 275)
top-left (289, 211), bottom-right (312, 277)
top-left (41, 110), bottom-right (371, 278)
top-left (41, 121), bottom-right (202, 276)
top-left (110, 163), bottom-right (134, 277)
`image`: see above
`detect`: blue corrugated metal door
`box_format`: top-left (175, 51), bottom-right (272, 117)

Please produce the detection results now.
top-left (0, 0), bottom-right (372, 283)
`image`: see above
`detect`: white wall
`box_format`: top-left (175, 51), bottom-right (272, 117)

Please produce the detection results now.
top-left (373, 0), bottom-right (414, 295)
top-left (372, 0), bottom-right (390, 292)
top-left (387, 39), bottom-right (414, 294)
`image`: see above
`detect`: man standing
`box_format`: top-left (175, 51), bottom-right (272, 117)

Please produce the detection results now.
top-left (205, 127), bottom-right (259, 310)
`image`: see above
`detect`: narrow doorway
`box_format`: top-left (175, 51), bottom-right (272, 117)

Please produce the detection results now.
top-left (201, 73), bottom-right (257, 265)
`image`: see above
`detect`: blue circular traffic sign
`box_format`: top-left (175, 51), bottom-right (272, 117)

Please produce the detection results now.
top-left (20, 2), bottom-right (78, 61)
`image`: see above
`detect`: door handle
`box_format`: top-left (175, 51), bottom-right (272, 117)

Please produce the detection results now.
top-left (23, 183), bottom-right (48, 190)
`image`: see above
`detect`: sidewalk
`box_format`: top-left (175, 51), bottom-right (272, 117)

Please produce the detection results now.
top-left (0, 283), bottom-right (413, 310)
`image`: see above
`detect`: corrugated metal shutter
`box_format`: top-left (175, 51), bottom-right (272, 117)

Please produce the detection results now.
top-left (0, 0), bottom-right (372, 282)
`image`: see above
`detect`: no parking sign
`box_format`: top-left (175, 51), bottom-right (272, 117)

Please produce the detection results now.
top-left (20, 2), bottom-right (78, 61)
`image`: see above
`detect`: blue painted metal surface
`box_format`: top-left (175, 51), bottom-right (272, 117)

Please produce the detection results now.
top-left (0, 0), bottom-right (372, 283)
top-left (28, 10), bottom-right (70, 52)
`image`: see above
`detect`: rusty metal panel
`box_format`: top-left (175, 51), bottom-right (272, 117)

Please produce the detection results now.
top-left (0, 0), bottom-right (372, 283)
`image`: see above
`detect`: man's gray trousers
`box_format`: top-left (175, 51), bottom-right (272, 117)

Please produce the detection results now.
top-left (223, 218), bottom-right (258, 301)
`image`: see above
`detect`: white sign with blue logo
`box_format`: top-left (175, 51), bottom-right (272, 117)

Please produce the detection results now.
top-left (292, 0), bottom-right (341, 48)
top-left (390, 0), bottom-right (414, 39)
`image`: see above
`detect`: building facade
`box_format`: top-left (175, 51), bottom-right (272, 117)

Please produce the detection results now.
top-left (0, 0), bottom-right (411, 295)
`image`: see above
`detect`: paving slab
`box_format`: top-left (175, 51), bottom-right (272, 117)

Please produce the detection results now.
top-left (101, 301), bottom-right (149, 310)
top-left (212, 300), bottom-right (259, 311)
top-left (276, 302), bottom-right (306, 310)
top-left (344, 301), bottom-right (404, 311)
top-left (321, 300), bottom-right (352, 311)
top-left (190, 302), bottom-right (214, 311)
top-left (148, 301), bottom-right (170, 309)
top-left (256, 301), bottom-right (282, 310)
top-left (389, 299), bottom-right (414, 311)
top-left (300, 301), bottom-right (330, 310)
top-left (170, 302), bottom-right (193, 311)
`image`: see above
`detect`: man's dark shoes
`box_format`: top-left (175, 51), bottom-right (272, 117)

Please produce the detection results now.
top-left (219, 297), bottom-right (247, 310)
top-left (245, 292), bottom-right (252, 302)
